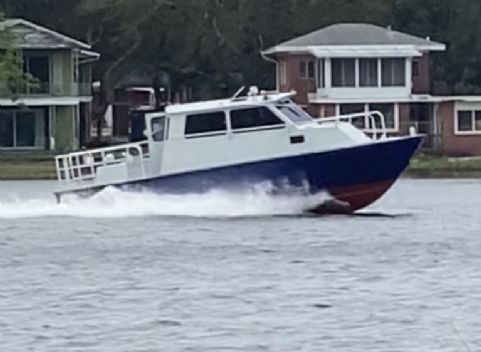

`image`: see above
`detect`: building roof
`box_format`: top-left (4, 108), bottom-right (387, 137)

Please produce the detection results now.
top-left (264, 23), bottom-right (446, 55)
top-left (2, 18), bottom-right (96, 53)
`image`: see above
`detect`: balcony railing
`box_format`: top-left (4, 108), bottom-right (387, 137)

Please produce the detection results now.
top-left (2, 82), bottom-right (93, 97)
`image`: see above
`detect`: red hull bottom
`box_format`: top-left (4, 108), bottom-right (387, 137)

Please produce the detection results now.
top-left (311, 180), bottom-right (395, 214)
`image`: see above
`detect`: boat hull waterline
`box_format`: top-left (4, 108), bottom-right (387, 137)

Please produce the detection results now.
top-left (55, 136), bottom-right (422, 214)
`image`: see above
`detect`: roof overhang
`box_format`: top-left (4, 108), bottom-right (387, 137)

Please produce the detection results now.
top-left (263, 43), bottom-right (446, 58)
top-left (0, 96), bottom-right (92, 107)
top-left (307, 94), bottom-right (481, 104)
top-left (308, 45), bottom-right (423, 58)
top-left (79, 49), bottom-right (101, 63)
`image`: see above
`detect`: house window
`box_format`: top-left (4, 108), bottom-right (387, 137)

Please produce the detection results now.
top-left (23, 55), bottom-right (50, 93)
top-left (369, 103), bottom-right (396, 129)
top-left (0, 109), bottom-right (46, 148)
top-left (340, 104), bottom-right (365, 115)
top-left (318, 59), bottom-right (325, 88)
top-left (299, 60), bottom-right (315, 79)
top-left (412, 59), bottom-right (420, 78)
top-left (338, 103), bottom-right (398, 130)
top-left (185, 111), bottom-right (226, 136)
top-left (381, 58), bottom-right (406, 87)
top-left (340, 104), bottom-right (366, 128)
top-left (230, 107), bottom-right (284, 131)
top-left (456, 110), bottom-right (481, 133)
top-left (332, 58), bottom-right (355, 87)
top-left (359, 58), bottom-right (378, 87)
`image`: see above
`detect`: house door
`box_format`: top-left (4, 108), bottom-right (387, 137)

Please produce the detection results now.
top-left (0, 108), bottom-right (47, 149)
top-left (410, 103), bottom-right (438, 150)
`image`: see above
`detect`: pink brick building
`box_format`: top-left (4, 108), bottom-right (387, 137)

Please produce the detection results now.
top-left (263, 23), bottom-right (481, 156)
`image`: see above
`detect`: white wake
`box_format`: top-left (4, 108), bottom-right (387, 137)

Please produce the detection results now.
top-left (0, 185), bottom-right (330, 219)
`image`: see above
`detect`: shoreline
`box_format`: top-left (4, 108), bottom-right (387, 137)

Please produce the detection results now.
top-left (1, 154), bottom-right (481, 181)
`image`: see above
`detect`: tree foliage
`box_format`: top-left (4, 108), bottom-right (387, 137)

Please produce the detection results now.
top-left (0, 11), bottom-right (37, 97)
top-left (1, 0), bottom-right (481, 97)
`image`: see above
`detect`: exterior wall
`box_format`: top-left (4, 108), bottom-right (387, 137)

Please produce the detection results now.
top-left (278, 55), bottom-right (316, 106)
top-left (53, 105), bottom-right (78, 152)
top-left (440, 101), bottom-right (481, 156)
top-left (412, 53), bottom-right (430, 94)
top-left (308, 104), bottom-right (337, 118)
top-left (398, 103), bottom-right (411, 135)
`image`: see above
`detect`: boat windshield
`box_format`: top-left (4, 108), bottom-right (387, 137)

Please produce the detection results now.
top-left (276, 100), bottom-right (313, 124)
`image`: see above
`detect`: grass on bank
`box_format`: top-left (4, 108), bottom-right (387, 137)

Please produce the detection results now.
top-left (0, 153), bottom-right (56, 180)
top-left (407, 154), bottom-right (481, 178)
top-left (2, 152), bottom-right (481, 180)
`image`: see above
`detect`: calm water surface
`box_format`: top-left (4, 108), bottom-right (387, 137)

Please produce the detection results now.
top-left (0, 179), bottom-right (480, 351)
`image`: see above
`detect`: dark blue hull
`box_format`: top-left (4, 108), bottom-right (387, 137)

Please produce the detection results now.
top-left (58, 136), bottom-right (422, 212)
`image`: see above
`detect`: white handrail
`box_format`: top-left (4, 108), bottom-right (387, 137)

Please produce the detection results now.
top-left (318, 110), bottom-right (387, 140)
top-left (55, 141), bottom-right (149, 183)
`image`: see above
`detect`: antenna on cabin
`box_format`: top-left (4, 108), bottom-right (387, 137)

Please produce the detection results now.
top-left (232, 86), bottom-right (245, 99)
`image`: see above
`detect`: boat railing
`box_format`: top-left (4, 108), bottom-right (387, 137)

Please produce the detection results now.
top-left (318, 111), bottom-right (388, 140)
top-left (55, 141), bottom-right (150, 183)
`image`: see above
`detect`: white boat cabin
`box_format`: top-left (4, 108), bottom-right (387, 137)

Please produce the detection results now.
top-left (55, 87), bottom-right (390, 193)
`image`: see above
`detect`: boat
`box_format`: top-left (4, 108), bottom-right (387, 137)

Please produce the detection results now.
top-left (54, 87), bottom-right (423, 213)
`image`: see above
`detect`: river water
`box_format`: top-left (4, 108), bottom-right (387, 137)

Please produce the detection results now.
top-left (0, 179), bottom-right (480, 351)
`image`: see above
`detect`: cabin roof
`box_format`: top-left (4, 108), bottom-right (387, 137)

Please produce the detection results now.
top-left (264, 23), bottom-right (446, 55)
top-left (165, 92), bottom-right (295, 115)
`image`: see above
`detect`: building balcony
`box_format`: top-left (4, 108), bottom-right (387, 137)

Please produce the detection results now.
top-left (308, 86), bottom-right (412, 103)
top-left (2, 82), bottom-right (93, 98)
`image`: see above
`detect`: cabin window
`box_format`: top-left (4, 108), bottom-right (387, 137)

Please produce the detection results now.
top-left (151, 116), bottom-right (167, 141)
top-left (184, 111), bottom-right (226, 135)
top-left (332, 59), bottom-right (355, 87)
top-left (456, 110), bottom-right (481, 133)
top-left (381, 58), bottom-right (406, 87)
top-left (277, 103), bottom-right (312, 124)
top-left (230, 107), bottom-right (285, 130)
top-left (359, 58), bottom-right (378, 87)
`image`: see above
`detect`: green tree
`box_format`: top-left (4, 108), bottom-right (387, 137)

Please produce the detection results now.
top-left (0, 12), bottom-right (36, 96)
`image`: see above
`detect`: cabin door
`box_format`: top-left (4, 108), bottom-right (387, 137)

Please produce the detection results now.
top-left (147, 113), bottom-right (168, 173)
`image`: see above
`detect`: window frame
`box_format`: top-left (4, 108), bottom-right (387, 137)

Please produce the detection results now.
top-left (299, 59), bottom-right (315, 80)
top-left (359, 58), bottom-right (379, 87)
top-left (381, 58), bottom-right (406, 87)
top-left (276, 102), bottom-right (313, 124)
top-left (229, 106), bottom-right (286, 134)
top-left (331, 58), bottom-right (356, 87)
top-left (151, 116), bottom-right (168, 142)
top-left (184, 110), bottom-right (227, 138)
top-left (22, 53), bottom-right (51, 94)
top-left (455, 109), bottom-right (481, 135)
